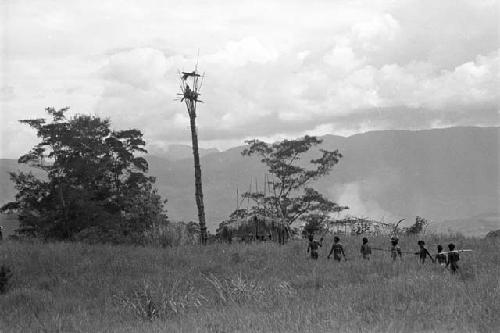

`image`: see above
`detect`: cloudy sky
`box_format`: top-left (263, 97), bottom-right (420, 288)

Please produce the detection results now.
top-left (1, 0), bottom-right (498, 158)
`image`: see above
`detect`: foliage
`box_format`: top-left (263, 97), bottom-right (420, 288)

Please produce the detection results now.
top-left (241, 135), bottom-right (347, 225)
top-left (0, 107), bottom-right (167, 242)
top-left (405, 216), bottom-right (429, 235)
top-left (143, 220), bottom-right (200, 247)
top-left (302, 212), bottom-right (329, 236)
top-left (485, 229), bottom-right (500, 238)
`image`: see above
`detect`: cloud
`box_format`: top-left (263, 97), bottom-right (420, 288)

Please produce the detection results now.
top-left (101, 48), bottom-right (172, 89)
top-left (373, 50), bottom-right (500, 109)
top-left (204, 37), bottom-right (279, 67)
top-left (323, 42), bottom-right (365, 74)
top-left (351, 13), bottom-right (400, 48)
top-left (1, 0), bottom-right (499, 158)
top-left (0, 86), bottom-right (15, 101)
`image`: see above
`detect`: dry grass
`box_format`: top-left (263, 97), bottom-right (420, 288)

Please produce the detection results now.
top-left (0, 234), bottom-right (498, 332)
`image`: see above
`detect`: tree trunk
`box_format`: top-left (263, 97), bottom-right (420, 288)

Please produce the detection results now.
top-left (188, 107), bottom-right (208, 245)
top-left (58, 181), bottom-right (70, 239)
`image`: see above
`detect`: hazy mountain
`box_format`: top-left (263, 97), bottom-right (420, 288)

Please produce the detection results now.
top-left (431, 213), bottom-right (500, 237)
top-left (1, 127), bottom-right (499, 237)
top-left (153, 144), bottom-right (219, 161)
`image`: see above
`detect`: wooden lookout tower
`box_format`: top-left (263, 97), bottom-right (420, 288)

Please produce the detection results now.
top-left (178, 67), bottom-right (208, 244)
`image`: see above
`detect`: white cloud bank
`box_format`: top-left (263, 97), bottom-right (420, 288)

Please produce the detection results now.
top-left (1, 0), bottom-right (499, 158)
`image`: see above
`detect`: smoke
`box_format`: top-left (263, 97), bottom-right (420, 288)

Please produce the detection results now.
top-left (329, 169), bottom-right (402, 222)
top-left (331, 182), bottom-right (394, 222)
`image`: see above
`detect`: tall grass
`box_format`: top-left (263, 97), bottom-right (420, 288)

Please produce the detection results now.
top-left (0, 234), bottom-right (498, 332)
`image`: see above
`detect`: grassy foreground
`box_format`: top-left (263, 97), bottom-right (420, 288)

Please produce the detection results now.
top-left (0, 235), bottom-right (499, 333)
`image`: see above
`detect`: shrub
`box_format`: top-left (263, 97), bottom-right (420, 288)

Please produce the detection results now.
top-left (405, 216), bottom-right (429, 235)
top-left (143, 221), bottom-right (199, 247)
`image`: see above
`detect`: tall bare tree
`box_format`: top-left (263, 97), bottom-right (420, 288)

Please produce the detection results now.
top-left (178, 69), bottom-right (208, 244)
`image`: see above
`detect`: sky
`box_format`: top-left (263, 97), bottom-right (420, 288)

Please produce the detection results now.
top-left (1, 0), bottom-right (499, 158)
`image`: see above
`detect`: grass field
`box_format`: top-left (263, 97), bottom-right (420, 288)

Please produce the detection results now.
top-left (0, 234), bottom-right (499, 332)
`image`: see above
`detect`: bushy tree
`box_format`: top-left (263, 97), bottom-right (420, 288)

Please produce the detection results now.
top-left (405, 216), bottom-right (429, 235)
top-left (241, 135), bottom-right (347, 227)
top-left (302, 212), bottom-right (329, 236)
top-left (1, 107), bottom-right (167, 242)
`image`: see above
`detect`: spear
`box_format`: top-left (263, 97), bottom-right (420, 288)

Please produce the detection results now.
top-left (371, 247), bottom-right (415, 255)
top-left (438, 250), bottom-right (473, 255)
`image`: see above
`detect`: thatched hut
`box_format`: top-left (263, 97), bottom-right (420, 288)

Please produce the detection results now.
top-left (217, 213), bottom-right (289, 244)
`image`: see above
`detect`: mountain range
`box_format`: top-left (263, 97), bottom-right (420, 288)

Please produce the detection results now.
top-left (1, 127), bottom-right (499, 237)
top-left (151, 144), bottom-right (219, 161)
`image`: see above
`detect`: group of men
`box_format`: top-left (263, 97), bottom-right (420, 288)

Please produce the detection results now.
top-left (306, 235), bottom-right (347, 261)
top-left (306, 234), bottom-right (461, 273)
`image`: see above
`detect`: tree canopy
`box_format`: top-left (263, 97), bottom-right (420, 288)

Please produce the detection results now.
top-left (241, 135), bottom-right (347, 227)
top-left (1, 107), bottom-right (167, 242)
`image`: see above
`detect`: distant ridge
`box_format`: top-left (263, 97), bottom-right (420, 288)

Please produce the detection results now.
top-left (1, 127), bottom-right (498, 236)
top-left (152, 144), bottom-right (219, 161)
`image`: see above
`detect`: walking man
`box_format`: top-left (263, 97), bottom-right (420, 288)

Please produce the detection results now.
top-left (446, 243), bottom-right (460, 273)
top-left (415, 240), bottom-right (434, 263)
top-left (307, 234), bottom-right (323, 260)
top-left (328, 236), bottom-right (347, 261)
top-left (435, 245), bottom-right (447, 266)
top-left (360, 237), bottom-right (372, 260)
top-left (390, 237), bottom-right (402, 261)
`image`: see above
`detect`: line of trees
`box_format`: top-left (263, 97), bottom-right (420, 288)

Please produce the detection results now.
top-left (2, 109), bottom-right (348, 245)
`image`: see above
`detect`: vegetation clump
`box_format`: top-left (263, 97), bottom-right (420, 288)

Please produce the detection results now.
top-left (1, 107), bottom-right (167, 243)
top-left (240, 136), bottom-right (347, 231)
top-left (405, 216), bottom-right (429, 235)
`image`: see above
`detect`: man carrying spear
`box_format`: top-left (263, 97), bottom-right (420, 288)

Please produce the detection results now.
top-left (415, 240), bottom-right (435, 263)
top-left (435, 245), bottom-right (447, 266)
top-left (390, 237), bottom-right (403, 261)
top-left (370, 237), bottom-right (412, 260)
top-left (446, 243), bottom-right (460, 273)
top-left (440, 243), bottom-right (474, 273)
top-left (306, 234), bottom-right (323, 260)
top-left (328, 236), bottom-right (347, 261)
top-left (360, 237), bottom-right (372, 260)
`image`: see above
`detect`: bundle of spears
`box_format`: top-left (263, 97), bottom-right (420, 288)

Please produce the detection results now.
top-left (371, 248), bottom-right (473, 255)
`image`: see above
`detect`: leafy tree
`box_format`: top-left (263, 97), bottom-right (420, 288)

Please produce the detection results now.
top-left (405, 216), bottom-right (429, 235)
top-left (241, 135), bottom-right (347, 228)
top-left (302, 211), bottom-right (330, 236)
top-left (1, 107), bottom-right (167, 242)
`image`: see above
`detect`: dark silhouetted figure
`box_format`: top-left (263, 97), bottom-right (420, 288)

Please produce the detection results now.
top-left (446, 243), bottom-right (460, 273)
top-left (0, 226), bottom-right (3, 241)
top-left (390, 237), bottom-right (402, 261)
top-left (307, 234), bottom-right (323, 260)
top-left (328, 236), bottom-right (346, 261)
top-left (415, 240), bottom-right (434, 263)
top-left (435, 245), bottom-right (447, 266)
top-left (360, 237), bottom-right (372, 260)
